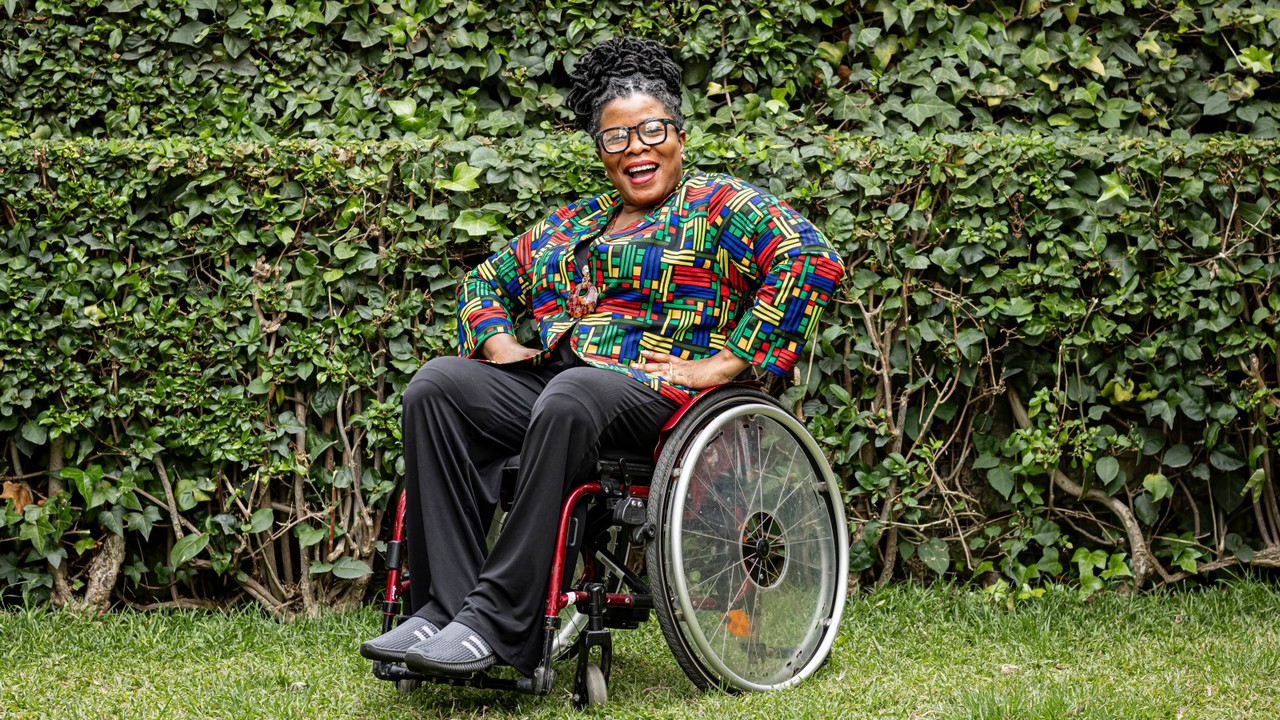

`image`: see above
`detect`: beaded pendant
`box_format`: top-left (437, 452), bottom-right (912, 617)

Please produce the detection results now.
top-left (567, 280), bottom-right (599, 317)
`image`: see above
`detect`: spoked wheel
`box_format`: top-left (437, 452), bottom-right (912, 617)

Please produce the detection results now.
top-left (647, 388), bottom-right (848, 692)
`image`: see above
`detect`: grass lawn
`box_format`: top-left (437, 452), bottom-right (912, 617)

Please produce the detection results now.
top-left (3, 579), bottom-right (1280, 719)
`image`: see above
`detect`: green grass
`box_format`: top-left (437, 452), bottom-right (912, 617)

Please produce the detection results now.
top-left (4, 580), bottom-right (1280, 719)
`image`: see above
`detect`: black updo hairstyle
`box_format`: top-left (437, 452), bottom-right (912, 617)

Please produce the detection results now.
top-left (566, 36), bottom-right (685, 136)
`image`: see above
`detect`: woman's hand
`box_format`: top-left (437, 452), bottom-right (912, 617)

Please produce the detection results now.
top-left (481, 334), bottom-right (541, 364)
top-left (637, 349), bottom-right (751, 390)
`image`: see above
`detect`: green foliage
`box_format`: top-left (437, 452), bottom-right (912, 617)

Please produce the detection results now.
top-left (1, 0), bottom-right (1276, 141)
top-left (1, 130), bottom-right (1277, 606)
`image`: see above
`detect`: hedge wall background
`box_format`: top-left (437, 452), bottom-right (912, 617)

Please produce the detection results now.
top-left (3, 0), bottom-right (1278, 140)
top-left (1, 0), bottom-right (1278, 614)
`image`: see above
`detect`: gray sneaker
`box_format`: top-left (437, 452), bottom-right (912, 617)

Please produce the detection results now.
top-left (403, 622), bottom-right (496, 675)
top-left (359, 616), bottom-right (439, 663)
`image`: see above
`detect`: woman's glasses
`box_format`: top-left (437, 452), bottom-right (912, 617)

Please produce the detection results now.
top-left (594, 118), bottom-right (681, 154)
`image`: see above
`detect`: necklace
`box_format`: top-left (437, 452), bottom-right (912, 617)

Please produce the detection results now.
top-left (567, 207), bottom-right (646, 317)
top-left (567, 210), bottom-right (613, 318)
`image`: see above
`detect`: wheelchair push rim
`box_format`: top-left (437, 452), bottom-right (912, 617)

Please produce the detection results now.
top-left (650, 392), bottom-right (848, 693)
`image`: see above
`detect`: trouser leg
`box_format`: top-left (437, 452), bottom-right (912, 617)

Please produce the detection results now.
top-left (451, 366), bottom-right (678, 675)
top-left (400, 355), bottom-right (552, 626)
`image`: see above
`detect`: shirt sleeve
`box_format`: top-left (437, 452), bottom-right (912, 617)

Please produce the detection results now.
top-left (723, 191), bottom-right (845, 374)
top-left (455, 221), bottom-right (544, 358)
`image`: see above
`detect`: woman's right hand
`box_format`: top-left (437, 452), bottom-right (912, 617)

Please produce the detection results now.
top-left (481, 334), bottom-right (541, 363)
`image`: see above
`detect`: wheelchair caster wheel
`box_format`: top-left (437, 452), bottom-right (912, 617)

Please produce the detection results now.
top-left (572, 663), bottom-right (607, 709)
top-left (396, 679), bottom-right (420, 694)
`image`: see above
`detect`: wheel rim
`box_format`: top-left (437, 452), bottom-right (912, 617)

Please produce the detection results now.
top-left (666, 403), bottom-right (847, 691)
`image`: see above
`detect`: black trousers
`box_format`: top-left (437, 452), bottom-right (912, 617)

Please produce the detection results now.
top-left (400, 353), bottom-right (678, 675)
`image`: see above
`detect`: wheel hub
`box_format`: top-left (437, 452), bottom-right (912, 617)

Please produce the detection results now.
top-left (742, 511), bottom-right (787, 588)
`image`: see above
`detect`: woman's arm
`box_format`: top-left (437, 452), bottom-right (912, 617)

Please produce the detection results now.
top-left (720, 189), bottom-right (845, 375)
top-left (455, 217), bottom-right (553, 359)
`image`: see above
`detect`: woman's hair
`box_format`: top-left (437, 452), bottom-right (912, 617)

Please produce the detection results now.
top-left (566, 37), bottom-right (684, 136)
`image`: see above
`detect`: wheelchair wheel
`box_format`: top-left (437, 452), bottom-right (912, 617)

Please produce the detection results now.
top-left (646, 387), bottom-right (848, 692)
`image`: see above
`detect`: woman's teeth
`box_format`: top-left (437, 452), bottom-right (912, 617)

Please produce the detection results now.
top-left (626, 163), bottom-right (658, 178)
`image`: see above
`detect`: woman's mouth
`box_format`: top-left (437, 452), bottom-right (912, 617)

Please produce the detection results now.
top-left (624, 162), bottom-right (659, 184)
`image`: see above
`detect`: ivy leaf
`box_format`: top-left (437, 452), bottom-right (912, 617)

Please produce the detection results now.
top-left (126, 505), bottom-right (161, 541)
top-left (816, 41), bottom-right (845, 65)
top-left (170, 21), bottom-right (210, 46)
top-left (988, 466), bottom-right (1014, 499)
top-left (387, 98), bottom-right (417, 118)
top-left (245, 508), bottom-right (273, 534)
top-left (170, 533), bottom-right (210, 567)
top-left (1098, 173), bottom-right (1130, 203)
top-left (435, 162), bottom-right (482, 192)
top-left (955, 327), bottom-right (986, 362)
top-left (98, 507), bottom-right (125, 536)
top-left (1095, 456), bottom-right (1120, 485)
top-left (1243, 468), bottom-right (1266, 505)
top-left (330, 556), bottom-right (372, 579)
top-left (1210, 449), bottom-right (1245, 472)
top-left (848, 538), bottom-right (876, 572)
top-left (1238, 47), bottom-right (1274, 74)
top-left (902, 95), bottom-right (952, 127)
top-left (43, 546), bottom-right (67, 569)
top-left (1020, 46), bottom-right (1052, 71)
top-left (1142, 472), bottom-right (1173, 503)
top-left (294, 524), bottom-right (326, 548)
top-left (1225, 533), bottom-right (1255, 563)
top-left (247, 375), bottom-right (272, 395)
top-left (1203, 93), bottom-right (1231, 116)
top-left (1133, 493), bottom-right (1159, 525)
top-left (1164, 444), bottom-right (1192, 468)
top-left (453, 210), bottom-right (503, 236)
top-left (20, 421), bottom-right (46, 445)
top-left (1081, 53), bottom-right (1106, 76)
top-left (917, 538), bottom-right (950, 575)
top-left (223, 33), bottom-right (250, 59)
top-left (1101, 553), bottom-right (1132, 580)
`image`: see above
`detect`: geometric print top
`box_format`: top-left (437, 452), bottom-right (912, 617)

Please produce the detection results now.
top-left (456, 171), bottom-right (846, 403)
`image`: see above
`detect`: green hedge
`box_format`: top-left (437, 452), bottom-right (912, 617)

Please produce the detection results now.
top-left (2, 0), bottom-right (1277, 141)
top-left (1, 131), bottom-right (1277, 611)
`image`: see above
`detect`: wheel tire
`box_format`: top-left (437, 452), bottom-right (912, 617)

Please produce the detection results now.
top-left (574, 663), bottom-right (608, 709)
top-left (396, 679), bottom-right (421, 694)
top-left (646, 387), bottom-right (848, 693)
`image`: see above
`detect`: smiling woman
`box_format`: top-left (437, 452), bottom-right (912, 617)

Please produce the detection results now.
top-left (357, 36), bottom-right (845, 683)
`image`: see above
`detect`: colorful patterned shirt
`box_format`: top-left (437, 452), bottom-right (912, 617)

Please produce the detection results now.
top-left (456, 171), bottom-right (845, 402)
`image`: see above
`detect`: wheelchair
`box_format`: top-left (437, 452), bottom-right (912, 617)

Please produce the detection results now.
top-left (373, 384), bottom-right (848, 709)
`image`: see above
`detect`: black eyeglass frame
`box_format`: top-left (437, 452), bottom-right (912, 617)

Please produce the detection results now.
top-left (593, 117), bottom-right (682, 154)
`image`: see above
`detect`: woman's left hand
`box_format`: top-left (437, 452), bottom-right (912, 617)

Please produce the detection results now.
top-left (637, 349), bottom-right (751, 390)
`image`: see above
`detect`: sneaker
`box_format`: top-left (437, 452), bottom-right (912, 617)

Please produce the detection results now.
top-left (359, 616), bottom-right (439, 663)
top-left (403, 622), bottom-right (496, 675)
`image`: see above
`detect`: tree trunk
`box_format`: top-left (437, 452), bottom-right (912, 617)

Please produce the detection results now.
top-left (71, 533), bottom-right (126, 613)
top-left (45, 436), bottom-right (74, 607)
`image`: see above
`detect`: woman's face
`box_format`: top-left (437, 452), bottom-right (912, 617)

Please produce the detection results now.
top-left (596, 94), bottom-right (686, 214)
